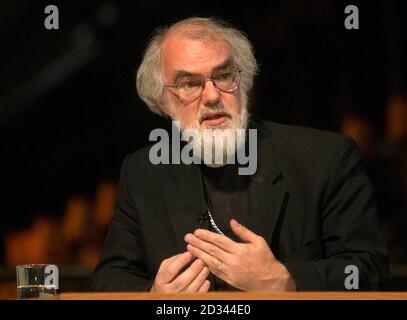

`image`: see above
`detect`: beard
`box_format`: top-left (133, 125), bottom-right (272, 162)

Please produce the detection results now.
top-left (169, 99), bottom-right (249, 167)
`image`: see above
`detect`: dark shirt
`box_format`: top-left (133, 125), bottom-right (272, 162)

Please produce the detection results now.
top-left (200, 163), bottom-right (250, 291)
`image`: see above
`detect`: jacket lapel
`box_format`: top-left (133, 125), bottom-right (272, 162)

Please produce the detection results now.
top-left (248, 173), bottom-right (287, 245)
top-left (247, 120), bottom-right (288, 245)
top-left (164, 162), bottom-right (207, 252)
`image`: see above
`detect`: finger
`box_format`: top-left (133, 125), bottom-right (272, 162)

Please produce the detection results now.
top-left (187, 244), bottom-right (225, 278)
top-left (193, 229), bottom-right (239, 254)
top-left (170, 258), bottom-right (206, 292)
top-left (184, 266), bottom-right (210, 292)
top-left (230, 219), bottom-right (259, 243)
top-left (159, 252), bottom-right (186, 270)
top-left (185, 233), bottom-right (233, 263)
top-left (156, 252), bottom-right (184, 278)
top-left (159, 251), bottom-right (194, 284)
top-left (198, 280), bottom-right (211, 292)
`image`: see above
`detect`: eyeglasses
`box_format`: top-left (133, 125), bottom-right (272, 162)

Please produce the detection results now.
top-left (165, 68), bottom-right (241, 103)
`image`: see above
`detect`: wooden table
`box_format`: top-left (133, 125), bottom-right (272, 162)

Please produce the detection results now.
top-left (57, 292), bottom-right (407, 300)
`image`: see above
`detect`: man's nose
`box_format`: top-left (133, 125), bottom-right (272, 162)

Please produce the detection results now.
top-left (201, 80), bottom-right (221, 106)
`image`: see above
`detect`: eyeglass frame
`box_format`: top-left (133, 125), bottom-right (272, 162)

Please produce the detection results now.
top-left (164, 67), bottom-right (242, 103)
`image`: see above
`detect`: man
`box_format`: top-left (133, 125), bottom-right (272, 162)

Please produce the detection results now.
top-left (90, 17), bottom-right (389, 292)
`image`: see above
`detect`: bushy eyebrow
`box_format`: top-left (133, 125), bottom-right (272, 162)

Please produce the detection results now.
top-left (172, 57), bottom-right (234, 83)
top-left (213, 57), bottom-right (234, 72)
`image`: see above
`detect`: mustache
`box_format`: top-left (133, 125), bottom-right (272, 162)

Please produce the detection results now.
top-left (198, 104), bottom-right (233, 124)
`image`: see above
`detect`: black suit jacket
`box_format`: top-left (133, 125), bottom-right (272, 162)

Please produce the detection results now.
top-left (90, 117), bottom-right (390, 291)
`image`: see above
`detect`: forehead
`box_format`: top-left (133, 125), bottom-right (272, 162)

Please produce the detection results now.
top-left (161, 32), bottom-right (231, 78)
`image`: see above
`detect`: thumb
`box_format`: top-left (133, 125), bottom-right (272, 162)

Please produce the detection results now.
top-left (230, 219), bottom-right (258, 243)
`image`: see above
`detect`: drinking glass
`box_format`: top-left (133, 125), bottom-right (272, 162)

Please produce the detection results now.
top-left (16, 264), bottom-right (59, 299)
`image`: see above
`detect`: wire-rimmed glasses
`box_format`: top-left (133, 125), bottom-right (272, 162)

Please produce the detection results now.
top-left (165, 68), bottom-right (241, 103)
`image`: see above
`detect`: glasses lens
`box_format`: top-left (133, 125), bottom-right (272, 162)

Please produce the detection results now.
top-left (214, 69), bottom-right (240, 91)
top-left (177, 75), bottom-right (204, 101)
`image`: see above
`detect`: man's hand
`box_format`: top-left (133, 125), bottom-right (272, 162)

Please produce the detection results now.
top-left (184, 219), bottom-right (297, 292)
top-left (150, 251), bottom-right (211, 292)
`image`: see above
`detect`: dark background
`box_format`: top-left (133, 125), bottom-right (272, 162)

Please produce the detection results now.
top-left (1, 0), bottom-right (407, 291)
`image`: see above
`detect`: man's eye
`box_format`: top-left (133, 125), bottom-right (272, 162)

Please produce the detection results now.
top-left (179, 79), bottom-right (201, 89)
top-left (216, 72), bottom-right (233, 81)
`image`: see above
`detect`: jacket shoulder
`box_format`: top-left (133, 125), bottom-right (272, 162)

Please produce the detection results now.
top-left (254, 118), bottom-right (361, 183)
top-left (119, 144), bottom-right (167, 191)
top-left (259, 119), bottom-right (357, 157)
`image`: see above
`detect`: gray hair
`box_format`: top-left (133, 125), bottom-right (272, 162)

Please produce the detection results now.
top-left (136, 17), bottom-right (259, 116)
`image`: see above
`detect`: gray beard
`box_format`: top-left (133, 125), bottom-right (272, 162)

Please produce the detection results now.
top-left (173, 105), bottom-right (249, 167)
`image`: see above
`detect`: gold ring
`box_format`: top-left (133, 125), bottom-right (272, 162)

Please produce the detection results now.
top-left (217, 261), bottom-right (223, 271)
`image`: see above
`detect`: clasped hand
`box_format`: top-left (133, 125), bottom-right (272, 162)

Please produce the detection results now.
top-left (150, 219), bottom-right (296, 292)
top-left (185, 219), bottom-right (296, 292)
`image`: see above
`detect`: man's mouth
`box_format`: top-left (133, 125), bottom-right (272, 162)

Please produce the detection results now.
top-left (200, 112), bottom-right (230, 126)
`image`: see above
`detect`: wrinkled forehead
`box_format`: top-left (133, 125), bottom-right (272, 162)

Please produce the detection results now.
top-left (160, 28), bottom-right (233, 78)
top-left (165, 24), bottom-right (231, 50)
